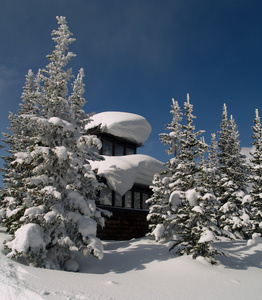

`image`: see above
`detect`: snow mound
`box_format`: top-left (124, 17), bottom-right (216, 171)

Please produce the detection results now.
top-left (0, 226), bottom-right (262, 300)
top-left (86, 111), bottom-right (152, 145)
top-left (89, 155), bottom-right (166, 195)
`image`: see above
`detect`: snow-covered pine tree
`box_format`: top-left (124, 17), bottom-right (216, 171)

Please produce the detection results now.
top-left (217, 104), bottom-right (251, 239)
top-left (149, 94), bottom-right (222, 262)
top-left (0, 69), bottom-right (42, 228)
top-left (205, 133), bottom-right (221, 197)
top-left (168, 95), bottom-right (222, 263)
top-left (147, 99), bottom-right (183, 241)
top-left (160, 98), bottom-right (183, 157)
top-left (1, 16), bottom-right (105, 271)
top-left (146, 173), bottom-right (171, 241)
top-left (249, 109), bottom-right (262, 234)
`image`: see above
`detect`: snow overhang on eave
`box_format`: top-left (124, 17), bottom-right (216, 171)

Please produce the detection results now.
top-left (89, 155), bottom-right (167, 196)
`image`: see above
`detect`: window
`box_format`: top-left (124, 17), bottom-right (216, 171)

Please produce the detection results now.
top-left (125, 191), bottom-right (132, 208)
top-left (142, 193), bottom-right (149, 210)
top-left (99, 186), bottom-right (112, 206)
top-left (115, 144), bottom-right (124, 156)
top-left (114, 192), bottom-right (123, 207)
top-left (102, 140), bottom-right (113, 156)
top-left (98, 186), bottom-right (151, 211)
top-left (126, 147), bottom-right (135, 155)
top-left (100, 135), bottom-right (137, 156)
top-left (134, 192), bottom-right (141, 209)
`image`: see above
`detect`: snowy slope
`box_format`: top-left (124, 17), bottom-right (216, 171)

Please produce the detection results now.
top-left (85, 112), bottom-right (152, 145)
top-left (0, 225), bottom-right (262, 300)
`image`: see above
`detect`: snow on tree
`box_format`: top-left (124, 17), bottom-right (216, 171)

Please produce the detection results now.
top-left (146, 173), bottom-right (171, 241)
top-left (149, 95), bottom-right (222, 263)
top-left (249, 109), bottom-right (262, 234)
top-left (147, 99), bottom-right (183, 240)
top-left (167, 96), bottom-right (222, 262)
top-left (205, 133), bottom-right (221, 197)
top-left (172, 94), bottom-right (205, 191)
top-left (0, 69), bottom-right (42, 228)
top-left (169, 188), bottom-right (222, 264)
top-left (1, 16), bottom-right (106, 271)
top-left (160, 98), bottom-right (183, 157)
top-left (217, 104), bottom-right (251, 239)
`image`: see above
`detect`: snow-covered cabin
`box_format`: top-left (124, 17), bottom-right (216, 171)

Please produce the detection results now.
top-left (86, 112), bottom-right (165, 240)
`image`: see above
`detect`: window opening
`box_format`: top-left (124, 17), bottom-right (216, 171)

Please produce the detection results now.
top-left (126, 147), bottom-right (135, 155)
top-left (134, 191), bottom-right (141, 209)
top-left (114, 192), bottom-right (123, 207)
top-left (115, 144), bottom-right (124, 156)
top-left (125, 191), bottom-right (132, 208)
top-left (99, 186), bottom-right (112, 206)
top-left (102, 140), bottom-right (113, 155)
top-left (142, 193), bottom-right (149, 210)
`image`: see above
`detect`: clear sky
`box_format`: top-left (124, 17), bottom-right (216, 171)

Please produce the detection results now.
top-left (1, 0), bottom-right (262, 164)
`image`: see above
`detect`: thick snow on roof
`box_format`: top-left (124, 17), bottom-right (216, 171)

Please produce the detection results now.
top-left (86, 112), bottom-right (152, 145)
top-left (89, 155), bottom-right (166, 196)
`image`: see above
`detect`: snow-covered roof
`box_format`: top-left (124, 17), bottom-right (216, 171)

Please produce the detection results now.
top-left (85, 112), bottom-right (152, 145)
top-left (89, 155), bottom-right (166, 196)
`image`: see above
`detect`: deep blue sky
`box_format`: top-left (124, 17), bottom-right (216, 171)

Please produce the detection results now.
top-left (1, 0), bottom-right (262, 164)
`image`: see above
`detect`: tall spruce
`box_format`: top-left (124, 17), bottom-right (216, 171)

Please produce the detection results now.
top-left (217, 104), bottom-right (251, 239)
top-left (1, 16), bottom-right (105, 271)
top-left (169, 94), bottom-right (221, 263)
top-left (0, 70), bottom-right (42, 228)
top-left (206, 133), bottom-right (221, 196)
top-left (147, 98), bottom-right (183, 240)
top-left (149, 95), bottom-right (222, 263)
top-left (249, 109), bottom-right (262, 234)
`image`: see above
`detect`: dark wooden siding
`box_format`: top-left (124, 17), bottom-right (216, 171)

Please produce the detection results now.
top-left (97, 207), bottom-right (149, 240)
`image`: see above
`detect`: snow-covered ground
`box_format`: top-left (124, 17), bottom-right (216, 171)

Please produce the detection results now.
top-left (0, 225), bottom-right (261, 300)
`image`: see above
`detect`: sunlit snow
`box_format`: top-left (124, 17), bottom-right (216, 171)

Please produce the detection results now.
top-left (86, 111), bottom-right (152, 145)
top-left (89, 154), bottom-right (166, 195)
top-left (0, 226), bottom-right (262, 300)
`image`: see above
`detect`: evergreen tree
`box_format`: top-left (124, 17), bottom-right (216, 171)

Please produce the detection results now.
top-left (168, 95), bottom-right (221, 262)
top-left (160, 98), bottom-right (183, 157)
top-left (206, 133), bottom-right (221, 196)
top-left (1, 16), bottom-right (105, 271)
top-left (149, 94), bottom-right (222, 262)
top-left (217, 104), bottom-right (251, 239)
top-left (147, 173), bottom-right (171, 241)
top-left (0, 69), bottom-right (42, 229)
top-left (249, 109), bottom-right (262, 234)
top-left (147, 98), bottom-right (183, 240)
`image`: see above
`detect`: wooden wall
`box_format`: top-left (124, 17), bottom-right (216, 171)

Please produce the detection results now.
top-left (97, 207), bottom-right (149, 240)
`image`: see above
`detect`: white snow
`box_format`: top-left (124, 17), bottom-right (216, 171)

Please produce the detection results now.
top-left (89, 154), bottom-right (166, 195)
top-left (192, 205), bottom-right (204, 214)
top-left (66, 190), bottom-right (92, 216)
top-left (5, 224), bottom-right (45, 257)
top-left (185, 188), bottom-right (200, 206)
top-left (85, 111), bottom-right (152, 145)
top-left (48, 117), bottom-right (75, 132)
top-left (169, 191), bottom-right (182, 209)
top-left (198, 228), bottom-right (215, 243)
top-left (0, 225), bottom-right (262, 300)
top-left (40, 186), bottom-right (62, 200)
top-left (54, 146), bottom-right (68, 161)
top-left (67, 212), bottom-right (97, 237)
top-left (152, 224), bottom-right (165, 241)
top-left (22, 205), bottom-right (45, 220)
